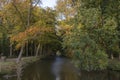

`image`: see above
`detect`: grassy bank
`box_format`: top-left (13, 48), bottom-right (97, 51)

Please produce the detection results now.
top-left (0, 57), bottom-right (39, 74)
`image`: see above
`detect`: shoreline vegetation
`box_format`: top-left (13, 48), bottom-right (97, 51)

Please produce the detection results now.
top-left (108, 59), bottom-right (120, 71)
top-left (73, 59), bottom-right (120, 71)
top-left (0, 56), bottom-right (39, 74)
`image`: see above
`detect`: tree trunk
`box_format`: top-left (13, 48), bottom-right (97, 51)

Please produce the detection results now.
top-left (34, 43), bottom-right (37, 56)
top-left (16, 46), bottom-right (24, 63)
top-left (0, 64), bottom-right (1, 72)
top-left (30, 42), bottom-right (33, 56)
top-left (27, 0), bottom-right (32, 27)
top-left (119, 54), bottom-right (120, 60)
top-left (36, 43), bottom-right (40, 57)
top-left (40, 45), bottom-right (42, 56)
top-left (42, 45), bottom-right (44, 56)
top-left (10, 44), bottom-right (13, 57)
top-left (26, 42), bottom-right (29, 57)
top-left (111, 53), bottom-right (114, 60)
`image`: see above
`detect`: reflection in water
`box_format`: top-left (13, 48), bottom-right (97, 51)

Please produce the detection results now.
top-left (1, 57), bottom-right (120, 80)
top-left (52, 57), bottom-right (63, 80)
top-left (80, 70), bottom-right (120, 80)
top-left (16, 62), bottom-right (23, 80)
top-left (52, 57), bottom-right (80, 80)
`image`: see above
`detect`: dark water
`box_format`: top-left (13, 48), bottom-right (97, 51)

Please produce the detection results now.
top-left (1, 57), bottom-right (120, 80)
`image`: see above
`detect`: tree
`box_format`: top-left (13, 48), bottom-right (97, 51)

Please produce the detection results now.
top-left (0, 0), bottom-right (71, 60)
top-left (58, 0), bottom-right (120, 70)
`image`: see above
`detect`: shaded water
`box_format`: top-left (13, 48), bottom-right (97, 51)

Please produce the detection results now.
top-left (0, 56), bottom-right (120, 80)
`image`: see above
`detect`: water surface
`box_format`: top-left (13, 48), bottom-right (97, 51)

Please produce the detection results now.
top-left (0, 56), bottom-right (120, 80)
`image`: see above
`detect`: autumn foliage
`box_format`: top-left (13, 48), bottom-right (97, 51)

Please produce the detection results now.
top-left (10, 26), bottom-right (53, 49)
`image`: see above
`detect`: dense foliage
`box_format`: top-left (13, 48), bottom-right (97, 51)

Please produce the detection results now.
top-left (56, 0), bottom-right (120, 71)
top-left (0, 0), bottom-right (61, 63)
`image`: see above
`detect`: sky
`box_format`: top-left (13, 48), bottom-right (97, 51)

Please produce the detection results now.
top-left (41, 0), bottom-right (57, 8)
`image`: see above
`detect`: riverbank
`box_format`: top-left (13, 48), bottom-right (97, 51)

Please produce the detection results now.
top-left (108, 59), bottom-right (120, 71)
top-left (73, 58), bottom-right (120, 71)
top-left (1, 56), bottom-right (120, 75)
top-left (0, 57), bottom-right (39, 74)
